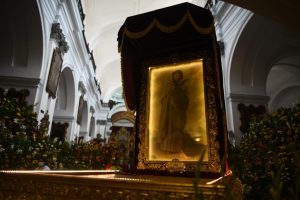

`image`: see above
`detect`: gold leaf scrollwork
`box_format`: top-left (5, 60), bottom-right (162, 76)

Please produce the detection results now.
top-left (165, 159), bottom-right (186, 173)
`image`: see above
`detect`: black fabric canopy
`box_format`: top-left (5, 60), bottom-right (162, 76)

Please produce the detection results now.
top-left (118, 3), bottom-right (215, 111)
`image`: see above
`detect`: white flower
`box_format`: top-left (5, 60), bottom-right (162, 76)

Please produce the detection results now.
top-left (10, 144), bottom-right (15, 149)
top-left (16, 149), bottom-right (23, 154)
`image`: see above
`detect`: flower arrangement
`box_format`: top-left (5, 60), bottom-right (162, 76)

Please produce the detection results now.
top-left (0, 88), bottom-right (127, 171)
top-left (63, 140), bottom-right (121, 170)
top-left (229, 103), bottom-right (300, 199)
top-left (0, 88), bottom-right (40, 169)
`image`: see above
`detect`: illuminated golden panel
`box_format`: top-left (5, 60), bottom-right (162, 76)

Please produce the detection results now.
top-left (147, 59), bottom-right (207, 162)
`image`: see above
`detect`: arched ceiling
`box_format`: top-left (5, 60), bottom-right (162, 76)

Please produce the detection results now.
top-left (81, 0), bottom-right (300, 104)
top-left (229, 14), bottom-right (300, 95)
top-left (81, 0), bottom-right (208, 103)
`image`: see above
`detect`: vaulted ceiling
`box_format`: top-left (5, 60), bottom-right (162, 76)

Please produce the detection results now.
top-left (81, 0), bottom-right (208, 103)
top-left (81, 0), bottom-right (300, 105)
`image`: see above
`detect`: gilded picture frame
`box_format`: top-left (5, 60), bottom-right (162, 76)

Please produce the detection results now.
top-left (137, 53), bottom-right (223, 174)
top-left (46, 48), bottom-right (63, 99)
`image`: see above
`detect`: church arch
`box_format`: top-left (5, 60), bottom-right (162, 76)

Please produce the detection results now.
top-left (229, 15), bottom-right (300, 96)
top-left (54, 67), bottom-right (75, 115)
top-left (227, 13), bottom-right (300, 143)
top-left (266, 55), bottom-right (300, 111)
top-left (52, 66), bottom-right (76, 141)
top-left (0, 0), bottom-right (43, 105)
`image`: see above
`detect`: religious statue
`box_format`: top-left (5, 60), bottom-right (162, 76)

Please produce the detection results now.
top-left (39, 111), bottom-right (50, 137)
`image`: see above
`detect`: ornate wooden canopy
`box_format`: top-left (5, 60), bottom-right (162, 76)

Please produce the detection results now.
top-left (118, 3), bottom-right (227, 176)
top-left (118, 3), bottom-right (217, 111)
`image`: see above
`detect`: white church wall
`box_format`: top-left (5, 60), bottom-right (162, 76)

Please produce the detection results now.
top-left (0, 0), bottom-right (43, 77)
top-left (212, 1), bottom-right (254, 143)
top-left (0, 0), bottom-right (44, 107)
top-left (270, 86), bottom-right (300, 111)
top-left (35, 0), bottom-right (103, 141)
top-left (213, 1), bottom-right (300, 144)
top-left (267, 63), bottom-right (300, 112)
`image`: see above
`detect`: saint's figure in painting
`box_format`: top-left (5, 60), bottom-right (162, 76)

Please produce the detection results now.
top-left (158, 69), bottom-right (189, 153)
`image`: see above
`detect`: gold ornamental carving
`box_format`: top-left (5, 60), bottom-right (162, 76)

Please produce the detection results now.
top-left (0, 172), bottom-right (236, 200)
top-left (165, 159), bottom-right (186, 173)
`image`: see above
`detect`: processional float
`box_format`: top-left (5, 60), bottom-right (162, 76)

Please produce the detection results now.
top-left (0, 3), bottom-right (242, 199)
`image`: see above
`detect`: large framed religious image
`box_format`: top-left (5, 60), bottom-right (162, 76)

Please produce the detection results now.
top-left (137, 57), bottom-right (223, 174)
top-left (46, 48), bottom-right (63, 99)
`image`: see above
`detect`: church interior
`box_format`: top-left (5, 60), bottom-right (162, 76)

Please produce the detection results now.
top-left (0, 0), bottom-right (299, 199)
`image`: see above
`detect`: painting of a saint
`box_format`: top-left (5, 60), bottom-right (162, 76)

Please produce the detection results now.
top-left (148, 60), bottom-right (208, 162)
top-left (158, 70), bottom-right (189, 153)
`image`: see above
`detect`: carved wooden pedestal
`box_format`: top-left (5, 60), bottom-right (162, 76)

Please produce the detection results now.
top-left (0, 171), bottom-right (241, 200)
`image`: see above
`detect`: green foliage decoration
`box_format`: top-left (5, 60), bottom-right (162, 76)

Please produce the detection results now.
top-left (229, 103), bottom-right (300, 199)
top-left (0, 88), bottom-right (124, 171)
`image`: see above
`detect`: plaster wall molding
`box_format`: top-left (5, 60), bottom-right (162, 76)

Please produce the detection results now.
top-left (228, 93), bottom-right (270, 105)
top-left (78, 81), bottom-right (86, 94)
top-left (0, 76), bottom-right (40, 88)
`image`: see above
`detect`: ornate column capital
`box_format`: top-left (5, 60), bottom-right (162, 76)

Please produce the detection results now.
top-left (78, 81), bottom-right (86, 94)
top-left (50, 23), bottom-right (69, 53)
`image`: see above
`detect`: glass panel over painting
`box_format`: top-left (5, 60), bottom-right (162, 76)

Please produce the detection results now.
top-left (147, 59), bottom-right (208, 162)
